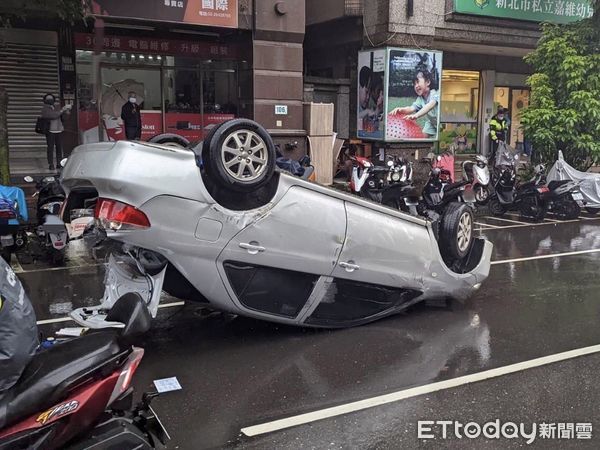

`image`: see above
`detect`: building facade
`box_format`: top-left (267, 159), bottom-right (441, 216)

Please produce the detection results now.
top-left (305, 0), bottom-right (593, 155)
top-left (0, 0), bottom-right (306, 174)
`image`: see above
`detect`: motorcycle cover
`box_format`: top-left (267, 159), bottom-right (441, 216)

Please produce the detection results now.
top-left (0, 257), bottom-right (38, 393)
top-left (0, 185), bottom-right (28, 224)
top-left (494, 141), bottom-right (518, 168)
top-left (548, 151), bottom-right (600, 209)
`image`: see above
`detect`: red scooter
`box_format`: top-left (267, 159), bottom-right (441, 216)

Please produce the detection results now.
top-left (0, 294), bottom-right (169, 450)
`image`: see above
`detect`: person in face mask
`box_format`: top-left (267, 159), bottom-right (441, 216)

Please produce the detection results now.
top-left (489, 106), bottom-right (508, 164)
top-left (120, 91), bottom-right (142, 140)
top-left (40, 93), bottom-right (71, 170)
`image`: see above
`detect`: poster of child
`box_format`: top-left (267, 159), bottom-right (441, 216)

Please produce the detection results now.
top-left (357, 49), bottom-right (386, 140)
top-left (386, 49), bottom-right (443, 141)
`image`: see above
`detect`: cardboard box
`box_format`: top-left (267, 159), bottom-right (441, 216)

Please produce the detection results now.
top-left (304, 102), bottom-right (334, 136)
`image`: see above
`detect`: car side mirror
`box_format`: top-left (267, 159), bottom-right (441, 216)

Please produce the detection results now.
top-left (24, 176), bottom-right (34, 183)
top-left (60, 158), bottom-right (68, 168)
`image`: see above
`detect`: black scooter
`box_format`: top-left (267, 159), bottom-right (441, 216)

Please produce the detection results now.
top-left (350, 156), bottom-right (421, 215)
top-left (488, 161), bottom-right (547, 221)
top-left (532, 164), bottom-right (582, 220)
top-left (24, 175), bottom-right (68, 264)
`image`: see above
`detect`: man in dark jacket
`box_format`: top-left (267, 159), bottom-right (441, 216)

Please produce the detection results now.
top-left (120, 91), bottom-right (142, 140)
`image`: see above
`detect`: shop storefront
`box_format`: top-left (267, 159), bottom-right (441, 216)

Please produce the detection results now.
top-left (75, 32), bottom-right (250, 143)
top-left (439, 71), bottom-right (530, 154)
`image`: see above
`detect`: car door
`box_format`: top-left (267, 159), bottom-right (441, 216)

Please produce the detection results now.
top-left (304, 202), bottom-right (431, 327)
top-left (217, 186), bottom-right (346, 321)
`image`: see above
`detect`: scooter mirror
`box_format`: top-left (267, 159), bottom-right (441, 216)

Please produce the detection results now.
top-left (387, 160), bottom-right (394, 167)
top-left (60, 158), bottom-right (68, 168)
top-left (23, 176), bottom-right (34, 183)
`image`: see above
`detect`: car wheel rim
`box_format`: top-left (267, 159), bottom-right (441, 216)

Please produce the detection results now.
top-left (457, 212), bottom-right (472, 253)
top-left (221, 130), bottom-right (268, 183)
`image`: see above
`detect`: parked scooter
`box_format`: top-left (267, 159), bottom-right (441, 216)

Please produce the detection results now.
top-left (0, 293), bottom-right (171, 450)
top-left (421, 155), bottom-right (475, 214)
top-left (350, 155), bottom-right (420, 215)
top-left (532, 164), bottom-right (582, 220)
top-left (488, 154), bottom-right (547, 221)
top-left (462, 155), bottom-right (491, 205)
top-left (0, 186), bottom-right (28, 263)
top-left (24, 175), bottom-right (69, 264)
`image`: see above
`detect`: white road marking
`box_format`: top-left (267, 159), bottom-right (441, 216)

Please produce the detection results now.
top-left (543, 217), bottom-right (561, 223)
top-left (491, 248), bottom-right (600, 265)
top-left (36, 301), bottom-right (186, 326)
top-left (10, 258), bottom-right (24, 273)
top-left (16, 263), bottom-right (104, 274)
top-left (241, 343), bottom-right (600, 437)
top-left (477, 219), bottom-right (584, 231)
top-left (482, 216), bottom-right (530, 225)
top-left (36, 316), bottom-right (73, 325)
top-left (474, 222), bottom-right (501, 229)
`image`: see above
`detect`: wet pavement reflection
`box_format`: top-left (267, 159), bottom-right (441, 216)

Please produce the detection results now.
top-left (26, 215), bottom-right (600, 449)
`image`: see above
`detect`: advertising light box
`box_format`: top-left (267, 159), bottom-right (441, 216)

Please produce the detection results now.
top-left (357, 47), bottom-right (443, 142)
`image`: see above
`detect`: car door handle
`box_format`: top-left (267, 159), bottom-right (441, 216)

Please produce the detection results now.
top-left (339, 261), bottom-right (360, 272)
top-left (239, 242), bottom-right (265, 254)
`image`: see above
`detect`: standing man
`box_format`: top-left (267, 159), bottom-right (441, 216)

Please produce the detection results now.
top-left (121, 91), bottom-right (142, 140)
top-left (41, 94), bottom-right (70, 170)
top-left (489, 106), bottom-right (508, 163)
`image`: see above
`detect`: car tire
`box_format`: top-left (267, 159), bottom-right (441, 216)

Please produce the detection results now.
top-left (488, 197), bottom-right (506, 216)
top-left (440, 203), bottom-right (474, 261)
top-left (203, 119), bottom-right (276, 193)
top-left (585, 207), bottom-right (599, 216)
top-left (148, 133), bottom-right (190, 148)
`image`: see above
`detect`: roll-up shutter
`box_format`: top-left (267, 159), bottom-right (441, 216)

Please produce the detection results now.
top-left (0, 29), bottom-right (59, 173)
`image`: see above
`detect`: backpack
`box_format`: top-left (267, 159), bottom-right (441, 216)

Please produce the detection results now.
top-left (35, 116), bottom-right (49, 134)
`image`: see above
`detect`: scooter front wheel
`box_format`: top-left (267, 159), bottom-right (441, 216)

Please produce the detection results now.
top-left (474, 184), bottom-right (490, 205)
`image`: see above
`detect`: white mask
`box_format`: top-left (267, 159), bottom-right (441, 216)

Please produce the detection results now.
top-left (129, 97), bottom-right (137, 104)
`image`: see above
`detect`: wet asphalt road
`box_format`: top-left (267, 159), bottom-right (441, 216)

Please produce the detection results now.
top-left (22, 212), bottom-right (600, 449)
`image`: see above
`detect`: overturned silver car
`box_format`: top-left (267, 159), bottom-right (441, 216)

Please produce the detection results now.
top-left (61, 119), bottom-right (492, 328)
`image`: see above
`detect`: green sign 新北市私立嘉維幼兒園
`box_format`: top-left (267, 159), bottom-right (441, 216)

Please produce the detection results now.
top-left (454, 0), bottom-right (594, 24)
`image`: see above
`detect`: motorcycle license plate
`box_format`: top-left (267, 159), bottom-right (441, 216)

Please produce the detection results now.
top-left (572, 193), bottom-right (584, 201)
top-left (1, 234), bottom-right (14, 247)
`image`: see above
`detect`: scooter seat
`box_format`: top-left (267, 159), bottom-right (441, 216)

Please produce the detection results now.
top-left (444, 181), bottom-right (469, 191)
top-left (548, 180), bottom-right (570, 190)
top-left (0, 331), bottom-right (123, 430)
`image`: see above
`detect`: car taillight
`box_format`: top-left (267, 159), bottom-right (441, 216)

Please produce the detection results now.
top-left (95, 198), bottom-right (150, 231)
top-left (108, 347), bottom-right (144, 405)
top-left (537, 186), bottom-right (550, 193)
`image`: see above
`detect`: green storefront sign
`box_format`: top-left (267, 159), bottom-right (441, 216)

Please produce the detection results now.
top-left (454, 0), bottom-right (593, 24)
